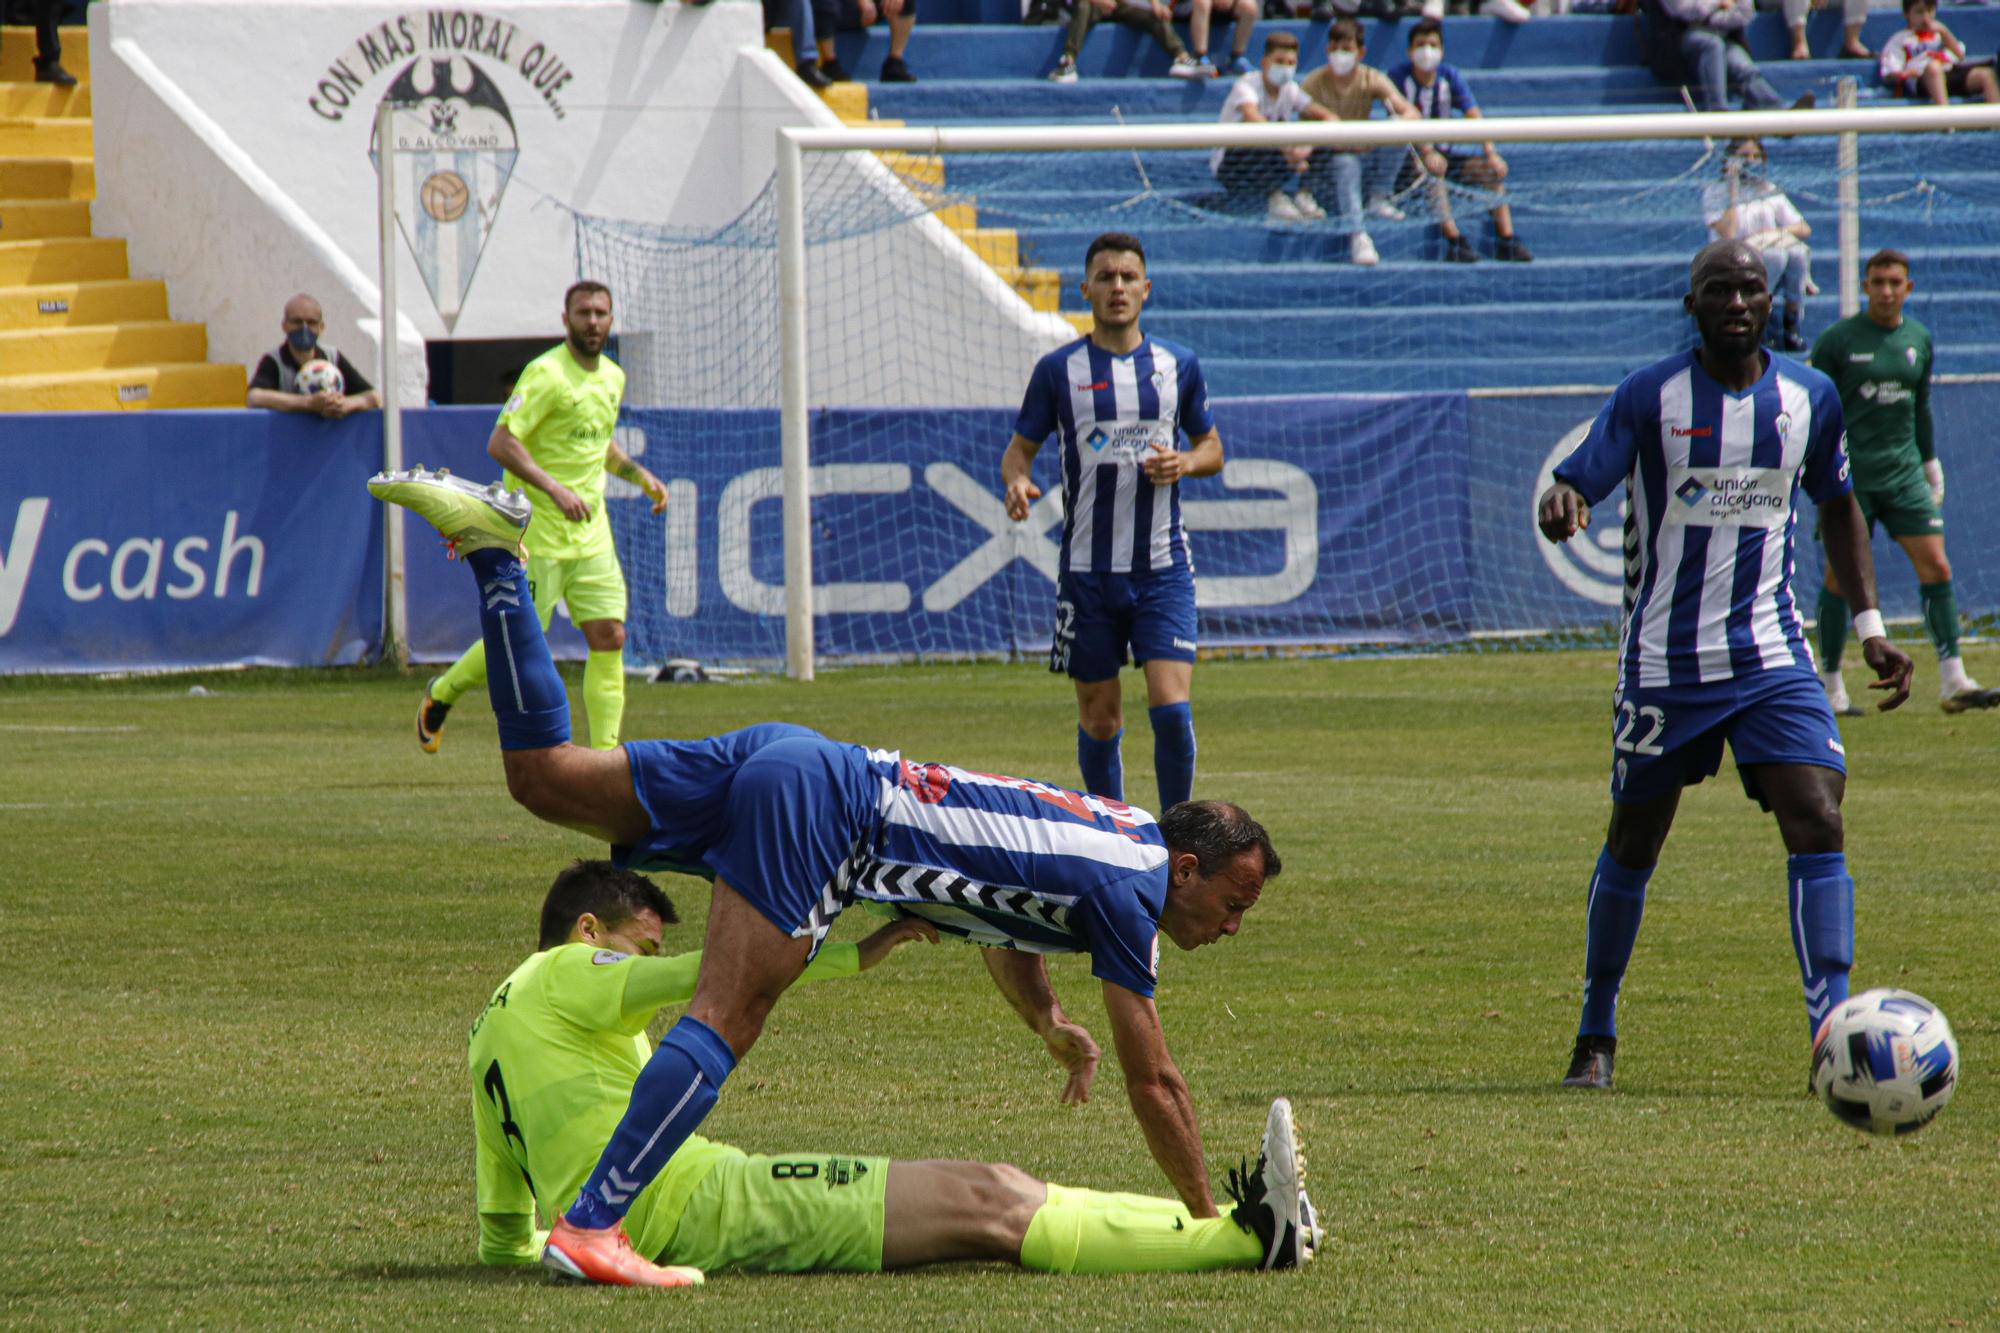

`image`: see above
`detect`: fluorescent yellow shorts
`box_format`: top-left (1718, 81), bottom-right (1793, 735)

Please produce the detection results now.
top-left (656, 1150), bottom-right (891, 1274)
top-left (528, 546), bottom-right (627, 627)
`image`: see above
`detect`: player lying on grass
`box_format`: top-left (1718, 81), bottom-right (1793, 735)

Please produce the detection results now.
top-left (471, 860), bottom-right (1319, 1284)
top-left (370, 466), bottom-right (1288, 1286)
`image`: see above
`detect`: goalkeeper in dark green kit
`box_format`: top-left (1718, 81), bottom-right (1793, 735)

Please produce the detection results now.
top-left (1809, 249), bottom-right (1999, 715)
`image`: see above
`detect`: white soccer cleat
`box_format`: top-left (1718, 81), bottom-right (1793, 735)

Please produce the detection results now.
top-left (1821, 671), bottom-right (1862, 718)
top-left (367, 465), bottom-right (531, 558)
top-left (1224, 1096), bottom-right (1314, 1270)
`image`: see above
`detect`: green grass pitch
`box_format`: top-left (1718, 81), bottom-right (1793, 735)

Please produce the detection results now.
top-left (2, 649), bottom-right (1994, 1327)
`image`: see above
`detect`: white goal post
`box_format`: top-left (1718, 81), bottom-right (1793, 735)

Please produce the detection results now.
top-left (768, 98), bottom-right (2000, 680)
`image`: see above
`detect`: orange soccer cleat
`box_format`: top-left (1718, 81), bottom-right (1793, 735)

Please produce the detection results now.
top-left (540, 1217), bottom-right (705, 1288)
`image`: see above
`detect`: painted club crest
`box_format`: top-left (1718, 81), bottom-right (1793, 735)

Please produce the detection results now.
top-left (370, 56), bottom-right (518, 330)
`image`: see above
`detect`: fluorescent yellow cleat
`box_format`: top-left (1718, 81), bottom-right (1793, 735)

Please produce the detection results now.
top-left (367, 466), bottom-right (530, 558)
top-left (416, 677), bottom-right (450, 755)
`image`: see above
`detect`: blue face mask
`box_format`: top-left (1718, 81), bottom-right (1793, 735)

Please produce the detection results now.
top-left (287, 327), bottom-right (317, 354)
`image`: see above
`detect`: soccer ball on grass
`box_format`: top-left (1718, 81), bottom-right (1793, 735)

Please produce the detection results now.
top-left (296, 359), bottom-right (344, 397)
top-left (1810, 987), bottom-right (1959, 1136)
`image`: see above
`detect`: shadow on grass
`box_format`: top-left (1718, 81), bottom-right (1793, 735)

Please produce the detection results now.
top-left (337, 1264), bottom-right (539, 1284)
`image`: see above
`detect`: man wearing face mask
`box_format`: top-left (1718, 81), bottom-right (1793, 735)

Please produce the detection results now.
top-left (1212, 32), bottom-right (1336, 226)
top-left (1300, 18), bottom-right (1424, 268)
top-left (246, 293), bottom-right (382, 419)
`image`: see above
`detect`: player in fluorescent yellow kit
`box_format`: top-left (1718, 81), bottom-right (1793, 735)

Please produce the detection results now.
top-left (420, 281), bottom-right (668, 754)
top-left (472, 860), bottom-right (1321, 1285)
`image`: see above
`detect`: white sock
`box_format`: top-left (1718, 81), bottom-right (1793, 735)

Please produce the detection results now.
top-left (1939, 654), bottom-right (1972, 694)
top-left (1821, 670), bottom-right (1848, 707)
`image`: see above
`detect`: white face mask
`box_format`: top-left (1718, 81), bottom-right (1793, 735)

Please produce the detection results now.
top-left (1327, 50), bottom-right (1358, 75)
top-left (1410, 45), bottom-right (1443, 73)
top-left (1267, 60), bottom-right (1297, 85)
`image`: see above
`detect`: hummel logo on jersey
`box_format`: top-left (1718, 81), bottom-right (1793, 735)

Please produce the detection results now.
top-left (1074, 380), bottom-right (1109, 392)
top-left (1828, 737), bottom-right (1845, 756)
top-left (1850, 352), bottom-right (1875, 362)
top-left (481, 578), bottom-right (521, 610)
top-left (1676, 477), bottom-right (1709, 507)
top-left (1670, 426), bottom-right (1712, 438)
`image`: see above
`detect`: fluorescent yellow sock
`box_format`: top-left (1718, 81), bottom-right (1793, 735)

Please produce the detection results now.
top-left (1017, 1183), bottom-right (1263, 1274)
top-left (583, 648), bottom-right (626, 749)
top-left (431, 639), bottom-right (487, 707)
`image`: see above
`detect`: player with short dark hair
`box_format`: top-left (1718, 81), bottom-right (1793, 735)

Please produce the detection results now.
top-left (1809, 249), bottom-right (2000, 714)
top-left (365, 466), bottom-right (1292, 1287)
top-left (414, 282), bottom-right (667, 758)
top-left (1000, 233), bottom-right (1224, 817)
top-left (1537, 239), bottom-right (1913, 1092)
top-left (471, 861), bottom-right (1319, 1283)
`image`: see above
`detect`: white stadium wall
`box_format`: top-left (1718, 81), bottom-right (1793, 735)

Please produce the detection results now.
top-left (87, 0), bottom-right (1067, 408)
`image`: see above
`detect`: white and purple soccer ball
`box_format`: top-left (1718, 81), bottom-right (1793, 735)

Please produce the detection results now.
top-left (295, 358), bottom-right (344, 397)
top-left (1811, 987), bottom-right (1959, 1136)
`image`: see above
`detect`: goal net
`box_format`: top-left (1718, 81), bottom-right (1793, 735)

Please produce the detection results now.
top-left (580, 98), bottom-right (2000, 674)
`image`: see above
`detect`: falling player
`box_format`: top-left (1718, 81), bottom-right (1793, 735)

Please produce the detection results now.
top-left (1537, 239), bottom-right (1913, 1092)
top-left (470, 860), bottom-right (1319, 1284)
top-left (415, 281), bottom-right (668, 755)
top-left (367, 466), bottom-right (1293, 1287)
top-left (1809, 248), bottom-right (2000, 715)
top-left (1001, 232), bottom-right (1223, 814)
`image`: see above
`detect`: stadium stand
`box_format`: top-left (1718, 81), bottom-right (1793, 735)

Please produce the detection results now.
top-left (788, 6), bottom-right (2000, 393)
top-left (0, 22), bottom-right (244, 411)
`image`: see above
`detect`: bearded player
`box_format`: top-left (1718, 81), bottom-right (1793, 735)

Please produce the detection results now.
top-left (1538, 239), bottom-right (1913, 1092)
top-left (416, 281), bottom-right (668, 755)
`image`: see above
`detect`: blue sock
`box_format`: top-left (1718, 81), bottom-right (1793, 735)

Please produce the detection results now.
top-left (1577, 848), bottom-right (1651, 1039)
top-left (1148, 702), bottom-right (1196, 811)
top-left (1788, 852), bottom-right (1853, 1040)
top-left (565, 1015), bottom-right (736, 1229)
top-left (1077, 726), bottom-right (1123, 800)
top-left (462, 547), bottom-right (569, 751)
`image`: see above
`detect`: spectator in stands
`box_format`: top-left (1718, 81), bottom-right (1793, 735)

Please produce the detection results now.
top-left (1048, 0), bottom-right (1207, 83)
top-left (1183, 0), bottom-right (1259, 77)
top-left (1643, 0), bottom-right (1815, 114)
top-left (1212, 33), bottom-right (1340, 227)
top-left (1300, 19), bottom-right (1426, 267)
top-left (1701, 137), bottom-right (1811, 350)
top-left (1880, 0), bottom-right (1999, 105)
top-left (246, 294), bottom-right (381, 419)
top-left (811, 0), bottom-right (919, 83)
top-left (8, 0), bottom-right (74, 86)
top-left (1772, 0), bottom-right (1871, 63)
top-left (1387, 21), bottom-right (1533, 262)
top-left (762, 0), bottom-right (833, 90)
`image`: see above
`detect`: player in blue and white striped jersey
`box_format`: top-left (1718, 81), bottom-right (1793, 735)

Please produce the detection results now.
top-left (1002, 232), bottom-right (1224, 817)
top-left (1537, 239), bottom-right (1913, 1094)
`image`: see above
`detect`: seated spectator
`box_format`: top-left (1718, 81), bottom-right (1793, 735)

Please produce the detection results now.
top-left (1211, 34), bottom-right (1339, 227)
top-left (761, 0), bottom-right (832, 90)
top-left (1049, 0), bottom-right (1207, 83)
top-left (1701, 138), bottom-right (1811, 350)
top-left (811, 0), bottom-right (919, 83)
top-left (1181, 0), bottom-right (1258, 76)
top-left (1300, 19), bottom-right (1425, 267)
top-left (246, 294), bottom-right (381, 418)
top-left (1386, 20), bottom-right (1532, 263)
top-left (1767, 0), bottom-right (1870, 62)
top-left (1643, 0), bottom-right (1815, 114)
top-left (1880, 0), bottom-right (1998, 105)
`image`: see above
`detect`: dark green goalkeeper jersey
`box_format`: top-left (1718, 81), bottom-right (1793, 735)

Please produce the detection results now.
top-left (1809, 312), bottom-right (1936, 495)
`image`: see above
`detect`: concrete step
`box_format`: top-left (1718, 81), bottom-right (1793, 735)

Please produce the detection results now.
top-left (0, 81), bottom-right (90, 118)
top-left (0, 25), bottom-right (88, 84)
top-left (0, 155), bottom-right (93, 200)
top-left (0, 277), bottom-right (168, 330)
top-left (0, 198), bottom-right (90, 238)
top-left (0, 115), bottom-right (90, 156)
top-left (0, 320), bottom-right (207, 374)
top-left (0, 235), bottom-right (125, 285)
top-left (0, 361), bottom-right (247, 413)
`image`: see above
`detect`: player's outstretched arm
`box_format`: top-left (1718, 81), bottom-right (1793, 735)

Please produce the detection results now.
top-left (982, 949), bottom-right (1100, 1104)
top-left (1536, 481), bottom-right (1590, 544)
top-left (1819, 491), bottom-right (1914, 710)
top-left (1103, 981), bottom-right (1216, 1217)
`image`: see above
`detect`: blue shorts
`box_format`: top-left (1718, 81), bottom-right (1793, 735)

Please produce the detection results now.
top-left (1049, 569), bottom-right (1197, 683)
top-left (704, 737), bottom-right (879, 953)
top-left (1609, 668), bottom-right (1846, 810)
top-left (616, 723), bottom-right (827, 877)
